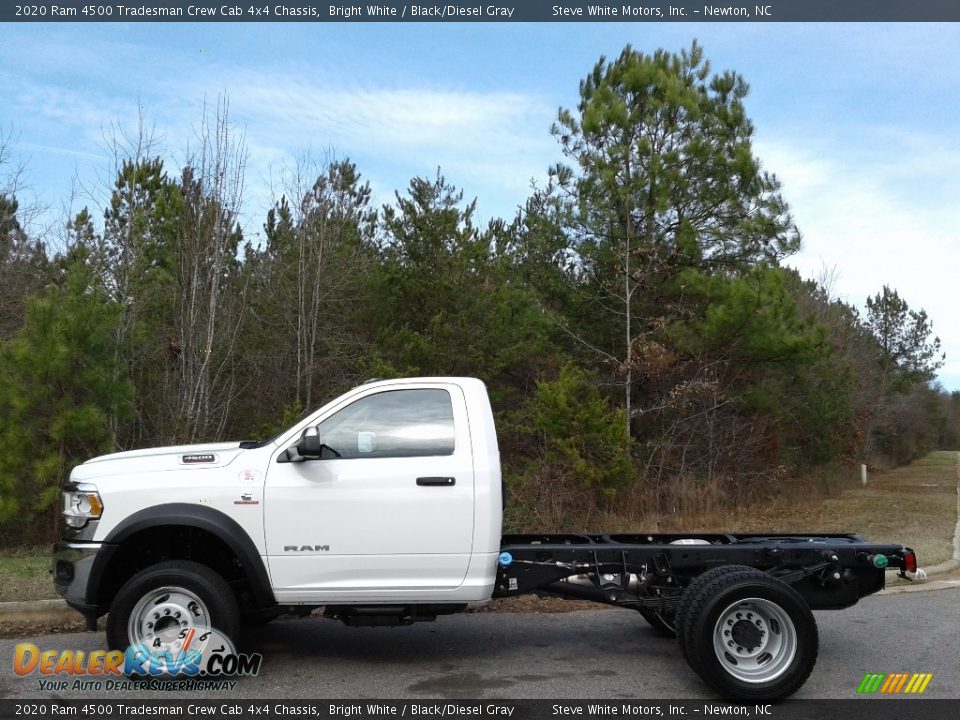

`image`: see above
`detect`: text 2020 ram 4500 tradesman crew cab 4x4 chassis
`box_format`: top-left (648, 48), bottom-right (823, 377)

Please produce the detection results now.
top-left (53, 377), bottom-right (918, 699)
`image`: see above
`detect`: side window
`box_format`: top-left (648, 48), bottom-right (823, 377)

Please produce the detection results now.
top-left (316, 389), bottom-right (455, 459)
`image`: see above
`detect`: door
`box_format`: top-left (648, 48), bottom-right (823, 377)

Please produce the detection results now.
top-left (264, 384), bottom-right (475, 598)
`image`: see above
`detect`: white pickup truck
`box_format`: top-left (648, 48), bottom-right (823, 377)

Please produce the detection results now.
top-left (54, 377), bottom-right (917, 700)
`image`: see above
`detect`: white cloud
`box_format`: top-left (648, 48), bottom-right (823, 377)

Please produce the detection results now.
top-left (4, 54), bottom-right (557, 243)
top-left (142, 71), bottom-right (557, 234)
top-left (756, 131), bottom-right (960, 389)
top-left (217, 74), bottom-right (555, 191)
top-left (17, 142), bottom-right (105, 163)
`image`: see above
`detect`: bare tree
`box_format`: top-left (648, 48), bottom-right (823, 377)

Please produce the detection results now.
top-left (92, 108), bottom-right (166, 447)
top-left (254, 151), bottom-right (374, 412)
top-left (0, 129), bottom-right (49, 339)
top-left (173, 96), bottom-right (248, 441)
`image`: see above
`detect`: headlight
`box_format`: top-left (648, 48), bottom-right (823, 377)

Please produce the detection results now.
top-left (62, 483), bottom-right (103, 530)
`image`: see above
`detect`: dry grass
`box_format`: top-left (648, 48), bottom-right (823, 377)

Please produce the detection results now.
top-left (671, 451), bottom-right (959, 568)
top-left (0, 546), bottom-right (56, 602)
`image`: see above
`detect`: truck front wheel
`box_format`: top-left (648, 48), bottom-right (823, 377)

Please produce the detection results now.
top-left (106, 560), bottom-right (240, 653)
top-left (677, 568), bottom-right (818, 700)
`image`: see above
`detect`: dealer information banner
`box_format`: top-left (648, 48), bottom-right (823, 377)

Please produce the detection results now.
top-left (5, 0), bottom-right (960, 22)
top-left (1, 700), bottom-right (960, 720)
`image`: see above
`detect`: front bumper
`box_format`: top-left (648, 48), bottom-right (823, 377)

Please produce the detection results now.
top-left (52, 540), bottom-right (102, 620)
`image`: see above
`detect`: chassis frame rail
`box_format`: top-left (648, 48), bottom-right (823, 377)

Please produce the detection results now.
top-left (495, 532), bottom-right (914, 611)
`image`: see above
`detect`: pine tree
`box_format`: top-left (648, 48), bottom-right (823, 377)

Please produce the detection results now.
top-left (547, 42), bottom-right (800, 432)
top-left (865, 285), bottom-right (944, 389)
top-left (0, 247), bottom-right (132, 525)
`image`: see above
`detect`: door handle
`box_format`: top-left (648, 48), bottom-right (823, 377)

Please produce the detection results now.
top-left (416, 476), bottom-right (456, 486)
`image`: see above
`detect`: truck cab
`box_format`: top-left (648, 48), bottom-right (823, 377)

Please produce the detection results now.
top-left (54, 378), bottom-right (501, 639)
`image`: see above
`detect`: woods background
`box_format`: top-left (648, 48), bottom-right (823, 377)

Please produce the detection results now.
top-left (1, 43), bottom-right (956, 545)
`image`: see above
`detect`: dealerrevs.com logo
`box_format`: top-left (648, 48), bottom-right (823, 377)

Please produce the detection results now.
top-left (13, 627), bottom-right (262, 692)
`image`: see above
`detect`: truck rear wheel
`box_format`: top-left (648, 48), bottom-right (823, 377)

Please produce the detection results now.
top-left (676, 567), bottom-right (818, 700)
top-left (675, 564), bottom-right (758, 662)
top-left (106, 560), bottom-right (240, 653)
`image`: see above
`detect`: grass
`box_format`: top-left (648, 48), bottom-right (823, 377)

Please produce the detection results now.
top-left (0, 545), bottom-right (57, 602)
top-left (705, 451), bottom-right (959, 569)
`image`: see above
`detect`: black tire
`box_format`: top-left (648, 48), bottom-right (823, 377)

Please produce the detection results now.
top-left (106, 560), bottom-right (240, 653)
top-left (638, 608), bottom-right (677, 638)
top-left (677, 567), bottom-right (818, 701)
top-left (675, 565), bottom-right (758, 663)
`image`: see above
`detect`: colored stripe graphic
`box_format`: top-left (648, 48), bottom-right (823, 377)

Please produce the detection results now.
top-left (893, 673), bottom-right (910, 693)
top-left (904, 674), bottom-right (920, 693)
top-left (857, 673), bottom-right (885, 693)
top-left (913, 673), bottom-right (933, 694)
top-left (879, 673), bottom-right (898, 693)
top-left (857, 672), bottom-right (932, 694)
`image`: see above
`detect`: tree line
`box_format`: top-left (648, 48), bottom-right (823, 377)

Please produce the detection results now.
top-left (0, 44), bottom-right (955, 543)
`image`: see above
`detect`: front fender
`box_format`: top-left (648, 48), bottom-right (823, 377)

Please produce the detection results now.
top-left (87, 503), bottom-right (275, 609)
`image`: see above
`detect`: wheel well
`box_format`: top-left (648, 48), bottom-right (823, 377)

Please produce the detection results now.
top-left (95, 525), bottom-right (265, 615)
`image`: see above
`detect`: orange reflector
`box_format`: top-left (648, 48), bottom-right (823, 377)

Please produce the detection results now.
top-left (85, 493), bottom-right (103, 518)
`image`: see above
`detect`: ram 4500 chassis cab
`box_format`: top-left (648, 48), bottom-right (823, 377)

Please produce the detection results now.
top-left (54, 377), bottom-right (917, 699)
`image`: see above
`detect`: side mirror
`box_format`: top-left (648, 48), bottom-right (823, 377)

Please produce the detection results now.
top-left (296, 426), bottom-right (323, 460)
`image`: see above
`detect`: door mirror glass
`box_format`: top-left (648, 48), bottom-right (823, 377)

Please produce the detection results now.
top-left (297, 426), bottom-right (323, 460)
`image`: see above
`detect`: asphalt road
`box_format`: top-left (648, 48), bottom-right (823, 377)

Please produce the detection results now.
top-left (1, 586), bottom-right (957, 701)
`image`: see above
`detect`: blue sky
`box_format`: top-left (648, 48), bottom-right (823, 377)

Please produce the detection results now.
top-left (2, 22), bottom-right (959, 388)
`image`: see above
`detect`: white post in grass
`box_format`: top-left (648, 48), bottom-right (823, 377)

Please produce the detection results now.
top-left (861, 463), bottom-right (868, 486)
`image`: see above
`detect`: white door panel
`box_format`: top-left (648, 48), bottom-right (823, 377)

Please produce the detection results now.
top-left (266, 455), bottom-right (474, 556)
top-left (264, 384), bottom-right (474, 595)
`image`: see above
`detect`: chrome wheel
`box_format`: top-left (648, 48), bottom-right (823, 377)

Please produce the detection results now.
top-left (126, 585), bottom-right (211, 649)
top-left (712, 597), bottom-right (797, 683)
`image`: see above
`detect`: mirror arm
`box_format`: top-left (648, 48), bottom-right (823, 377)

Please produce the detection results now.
top-left (277, 446), bottom-right (304, 464)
